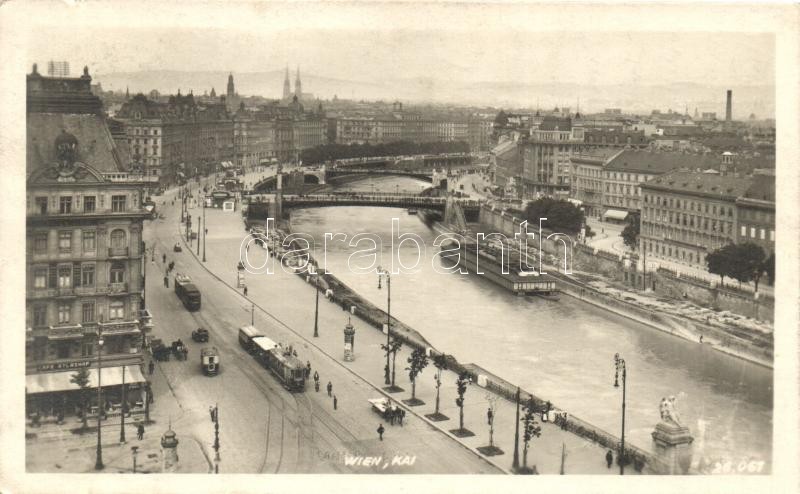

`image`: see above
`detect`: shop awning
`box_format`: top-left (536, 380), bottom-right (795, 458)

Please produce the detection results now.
top-left (26, 365), bottom-right (146, 395)
top-left (603, 209), bottom-right (629, 221)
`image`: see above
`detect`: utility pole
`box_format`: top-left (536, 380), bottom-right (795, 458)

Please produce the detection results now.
top-left (119, 365), bottom-right (126, 444)
top-left (212, 403), bottom-right (220, 474)
top-left (512, 386), bottom-right (520, 471)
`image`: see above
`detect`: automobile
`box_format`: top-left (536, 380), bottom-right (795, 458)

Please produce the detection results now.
top-left (174, 242), bottom-right (182, 252)
top-left (192, 328), bottom-right (209, 343)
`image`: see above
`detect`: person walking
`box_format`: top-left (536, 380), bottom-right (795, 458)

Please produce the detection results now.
top-left (306, 361), bottom-right (312, 378)
top-left (162, 253), bottom-right (166, 264)
top-left (377, 424), bottom-right (385, 441)
top-left (333, 395), bottom-right (338, 410)
top-left (148, 360), bottom-right (155, 375)
top-left (137, 422), bottom-right (145, 440)
top-left (399, 409), bottom-right (405, 427)
top-left (243, 285), bottom-right (248, 296)
top-left (389, 408), bottom-right (395, 426)
top-left (326, 381), bottom-right (332, 397)
top-left (314, 380), bottom-right (320, 392)
top-left (163, 275), bottom-right (169, 288)
top-left (606, 450), bottom-right (613, 469)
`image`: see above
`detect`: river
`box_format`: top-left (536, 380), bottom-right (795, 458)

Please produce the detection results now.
top-left (290, 175), bottom-right (773, 472)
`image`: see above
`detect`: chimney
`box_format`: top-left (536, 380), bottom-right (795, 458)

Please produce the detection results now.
top-left (725, 90), bottom-right (732, 122)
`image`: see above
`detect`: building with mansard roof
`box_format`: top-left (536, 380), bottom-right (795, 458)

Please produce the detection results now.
top-left (26, 64), bottom-right (153, 420)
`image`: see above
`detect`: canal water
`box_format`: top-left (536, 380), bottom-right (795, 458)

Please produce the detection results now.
top-left (291, 175), bottom-right (773, 471)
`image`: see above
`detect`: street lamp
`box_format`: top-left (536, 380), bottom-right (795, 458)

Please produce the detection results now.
top-left (613, 352), bottom-right (627, 475)
top-left (131, 445), bottom-right (139, 473)
top-left (377, 266), bottom-right (391, 385)
top-left (197, 216), bottom-right (202, 256)
top-left (309, 263), bottom-right (320, 338)
top-left (95, 326), bottom-right (105, 470)
top-left (120, 365), bottom-right (126, 444)
top-left (202, 198), bottom-right (207, 262)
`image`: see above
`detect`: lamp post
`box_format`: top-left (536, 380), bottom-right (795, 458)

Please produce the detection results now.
top-left (197, 216), bottom-right (201, 256)
top-left (512, 386), bottom-right (520, 471)
top-left (202, 198), bottom-right (207, 262)
top-left (212, 403), bottom-right (220, 474)
top-left (95, 326), bottom-right (105, 470)
top-left (310, 263), bottom-right (320, 338)
top-left (119, 365), bottom-right (126, 444)
top-left (131, 445), bottom-right (139, 473)
top-left (377, 267), bottom-right (391, 385)
top-left (613, 353), bottom-right (627, 475)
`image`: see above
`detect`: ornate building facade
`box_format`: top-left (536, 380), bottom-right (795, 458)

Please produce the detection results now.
top-left (26, 64), bottom-right (152, 418)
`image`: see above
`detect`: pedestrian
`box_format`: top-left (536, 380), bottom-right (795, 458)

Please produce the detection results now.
top-left (389, 407), bottom-right (396, 426)
top-left (148, 360), bottom-right (155, 375)
top-left (699, 335), bottom-right (704, 344)
top-left (399, 409), bottom-right (405, 426)
top-left (326, 381), bottom-right (332, 397)
top-left (377, 424), bottom-right (385, 441)
top-left (313, 370), bottom-right (319, 383)
top-left (333, 395), bottom-right (338, 410)
top-left (314, 380), bottom-right (320, 392)
top-left (164, 275), bottom-right (169, 288)
top-left (606, 450), bottom-right (613, 469)
top-left (137, 422), bottom-right (145, 440)
top-left (162, 253), bottom-right (166, 264)
top-left (243, 285), bottom-right (248, 296)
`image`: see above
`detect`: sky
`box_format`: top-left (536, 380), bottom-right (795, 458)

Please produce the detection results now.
top-left (19, 2), bottom-right (775, 88)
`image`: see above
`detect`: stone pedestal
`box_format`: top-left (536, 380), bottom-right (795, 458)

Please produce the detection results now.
top-left (651, 421), bottom-right (694, 474)
top-left (161, 428), bottom-right (179, 473)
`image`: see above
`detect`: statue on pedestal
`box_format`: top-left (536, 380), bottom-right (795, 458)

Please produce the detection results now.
top-left (652, 394), bottom-right (694, 474)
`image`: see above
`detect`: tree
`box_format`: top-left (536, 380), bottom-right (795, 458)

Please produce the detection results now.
top-left (524, 198), bottom-right (585, 234)
top-left (455, 372), bottom-right (471, 431)
top-left (381, 338), bottom-right (403, 389)
top-left (70, 367), bottom-right (91, 430)
top-left (706, 244), bottom-right (738, 286)
top-left (432, 353), bottom-right (449, 416)
top-left (405, 348), bottom-right (429, 403)
top-left (520, 396), bottom-right (542, 474)
top-left (621, 215), bottom-right (641, 250)
top-left (763, 252), bottom-right (775, 286)
top-left (730, 243), bottom-right (766, 290)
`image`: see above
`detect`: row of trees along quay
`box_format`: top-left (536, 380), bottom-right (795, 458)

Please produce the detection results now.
top-left (506, 198), bottom-right (595, 238)
top-left (621, 214), bottom-right (775, 290)
top-left (289, 239), bottom-right (624, 474)
top-left (299, 140), bottom-right (470, 165)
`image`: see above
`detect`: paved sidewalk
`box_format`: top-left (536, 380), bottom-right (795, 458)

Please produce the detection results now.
top-left (26, 354), bottom-right (211, 473)
top-left (197, 204), bottom-right (637, 474)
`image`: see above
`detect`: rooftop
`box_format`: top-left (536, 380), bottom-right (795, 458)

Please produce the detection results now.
top-left (641, 170), bottom-right (752, 199)
top-left (605, 149), bottom-right (718, 174)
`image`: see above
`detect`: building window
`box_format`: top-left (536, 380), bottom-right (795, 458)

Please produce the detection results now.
top-left (57, 303), bottom-right (71, 324)
top-left (34, 232), bottom-right (48, 252)
top-left (750, 227), bottom-right (756, 238)
top-left (81, 341), bottom-right (95, 357)
top-left (110, 262), bottom-right (125, 284)
top-left (82, 231), bottom-right (96, 252)
top-left (110, 229), bottom-right (127, 248)
top-left (84, 196), bottom-right (96, 213)
top-left (35, 197), bottom-right (48, 214)
top-left (33, 305), bottom-right (47, 327)
top-left (770, 230), bottom-right (775, 242)
top-left (111, 195), bottom-right (127, 212)
top-left (760, 228), bottom-right (765, 240)
top-left (58, 266), bottom-right (71, 288)
top-left (59, 196), bottom-right (72, 214)
top-left (741, 226), bottom-right (747, 237)
top-left (81, 265), bottom-right (95, 286)
top-left (33, 267), bottom-right (47, 289)
top-left (81, 301), bottom-right (95, 323)
top-left (109, 300), bottom-right (124, 320)
top-left (58, 231), bottom-right (72, 252)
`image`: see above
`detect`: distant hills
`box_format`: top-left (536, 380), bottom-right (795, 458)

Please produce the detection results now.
top-left (95, 70), bottom-right (775, 118)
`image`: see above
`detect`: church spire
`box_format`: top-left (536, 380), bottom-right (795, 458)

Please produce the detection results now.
top-left (283, 64), bottom-right (291, 100)
top-left (294, 65), bottom-right (302, 98)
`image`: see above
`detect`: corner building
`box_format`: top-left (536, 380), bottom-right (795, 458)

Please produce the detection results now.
top-left (26, 65), bottom-right (151, 419)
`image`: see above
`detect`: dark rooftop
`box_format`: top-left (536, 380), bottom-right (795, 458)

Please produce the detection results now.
top-left (605, 150), bottom-right (718, 174)
top-left (641, 170), bottom-right (752, 199)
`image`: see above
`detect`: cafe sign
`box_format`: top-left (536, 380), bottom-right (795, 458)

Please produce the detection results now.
top-left (37, 360), bottom-right (93, 372)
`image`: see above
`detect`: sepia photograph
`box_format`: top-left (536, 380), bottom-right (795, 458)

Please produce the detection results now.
top-left (0, 1), bottom-right (797, 493)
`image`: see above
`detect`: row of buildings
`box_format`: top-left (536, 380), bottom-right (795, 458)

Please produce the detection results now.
top-left (491, 108), bottom-right (775, 270)
top-left (113, 73), bottom-right (496, 186)
top-left (26, 65), bottom-right (152, 417)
